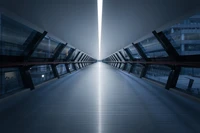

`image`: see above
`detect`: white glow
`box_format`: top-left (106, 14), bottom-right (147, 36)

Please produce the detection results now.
top-left (98, 0), bottom-right (103, 60)
top-left (98, 62), bottom-right (102, 133)
top-left (41, 75), bottom-right (45, 78)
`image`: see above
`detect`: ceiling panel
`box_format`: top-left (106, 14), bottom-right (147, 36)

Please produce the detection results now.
top-left (1, 0), bottom-right (200, 59)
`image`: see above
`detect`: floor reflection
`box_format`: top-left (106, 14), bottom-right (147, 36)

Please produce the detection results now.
top-left (98, 62), bottom-right (102, 133)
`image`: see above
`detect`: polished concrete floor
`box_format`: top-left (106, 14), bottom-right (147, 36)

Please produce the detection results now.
top-left (0, 62), bottom-right (200, 133)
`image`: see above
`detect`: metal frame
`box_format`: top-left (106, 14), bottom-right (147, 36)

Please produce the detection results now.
top-left (113, 54), bottom-right (120, 68)
top-left (22, 31), bottom-right (48, 60)
top-left (119, 51), bottom-right (128, 70)
top-left (103, 30), bottom-right (200, 91)
top-left (0, 15), bottom-right (96, 97)
top-left (72, 51), bottom-right (81, 70)
top-left (116, 53), bottom-right (123, 69)
top-left (1, 38), bottom-right (96, 91)
top-left (124, 48), bottom-right (135, 73)
top-left (51, 43), bottom-right (68, 61)
top-left (77, 53), bottom-right (84, 69)
top-left (132, 43), bottom-right (148, 78)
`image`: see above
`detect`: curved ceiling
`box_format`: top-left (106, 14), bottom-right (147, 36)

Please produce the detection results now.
top-left (1, 0), bottom-right (200, 59)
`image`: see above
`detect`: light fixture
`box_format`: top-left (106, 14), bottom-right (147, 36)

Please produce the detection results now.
top-left (41, 75), bottom-right (45, 78)
top-left (97, 0), bottom-right (103, 60)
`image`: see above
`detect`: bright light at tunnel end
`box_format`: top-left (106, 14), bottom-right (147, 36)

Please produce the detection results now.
top-left (98, 0), bottom-right (103, 60)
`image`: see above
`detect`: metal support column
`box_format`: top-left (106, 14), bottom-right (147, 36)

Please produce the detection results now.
top-left (111, 55), bottom-right (117, 67)
top-left (132, 43), bottom-right (149, 77)
top-left (65, 48), bottom-right (76, 61)
top-left (152, 31), bottom-right (180, 61)
top-left (65, 48), bottom-right (76, 73)
top-left (83, 56), bottom-right (89, 67)
top-left (115, 53), bottom-right (122, 69)
top-left (165, 67), bottom-right (181, 90)
top-left (19, 67), bottom-right (35, 90)
top-left (113, 54), bottom-right (119, 68)
top-left (23, 31), bottom-right (47, 60)
top-left (132, 43), bottom-right (148, 61)
top-left (77, 53), bottom-right (84, 69)
top-left (51, 64), bottom-right (60, 79)
top-left (80, 55), bottom-right (87, 68)
top-left (124, 48), bottom-right (135, 72)
top-left (72, 51), bottom-right (81, 71)
top-left (51, 43), bottom-right (67, 61)
top-left (153, 30), bottom-right (180, 89)
top-left (140, 65), bottom-right (148, 78)
top-left (124, 48), bottom-right (134, 61)
top-left (129, 64), bottom-right (134, 73)
top-left (119, 51), bottom-right (128, 70)
top-left (110, 56), bottom-right (115, 67)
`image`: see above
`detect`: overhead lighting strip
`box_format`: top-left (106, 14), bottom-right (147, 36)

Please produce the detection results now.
top-left (97, 0), bottom-right (103, 60)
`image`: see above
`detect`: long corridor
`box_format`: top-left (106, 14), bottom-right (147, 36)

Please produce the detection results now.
top-left (0, 63), bottom-right (200, 133)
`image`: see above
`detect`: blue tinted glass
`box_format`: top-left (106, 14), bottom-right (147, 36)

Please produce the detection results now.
top-left (120, 49), bottom-right (130, 60)
top-left (32, 36), bottom-right (60, 58)
top-left (56, 64), bottom-right (67, 75)
top-left (130, 64), bottom-right (143, 76)
top-left (163, 14), bottom-right (200, 55)
top-left (0, 68), bottom-right (24, 95)
top-left (145, 65), bottom-right (171, 84)
top-left (128, 45), bottom-right (142, 59)
top-left (139, 35), bottom-right (168, 58)
top-left (60, 46), bottom-right (71, 59)
top-left (0, 15), bottom-right (34, 56)
top-left (30, 65), bottom-right (54, 85)
top-left (176, 67), bottom-right (200, 95)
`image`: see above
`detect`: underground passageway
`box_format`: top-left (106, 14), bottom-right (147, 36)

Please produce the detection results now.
top-left (0, 63), bottom-right (200, 133)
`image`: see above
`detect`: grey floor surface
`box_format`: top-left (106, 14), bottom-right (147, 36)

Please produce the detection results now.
top-left (0, 62), bottom-right (200, 133)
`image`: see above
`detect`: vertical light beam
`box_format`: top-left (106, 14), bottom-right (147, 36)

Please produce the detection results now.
top-left (98, 0), bottom-right (103, 60)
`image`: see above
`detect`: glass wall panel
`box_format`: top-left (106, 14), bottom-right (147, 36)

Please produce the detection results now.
top-left (130, 64), bottom-right (143, 76)
top-left (68, 49), bottom-right (76, 61)
top-left (176, 67), bottom-right (200, 95)
top-left (119, 63), bottom-right (124, 69)
top-left (119, 49), bottom-right (130, 60)
top-left (56, 64), bottom-right (67, 75)
top-left (139, 35), bottom-right (168, 58)
top-left (0, 68), bottom-right (24, 95)
top-left (75, 64), bottom-right (79, 69)
top-left (145, 65), bottom-right (171, 84)
top-left (128, 45), bottom-right (141, 59)
top-left (125, 63), bottom-right (132, 72)
top-left (164, 14), bottom-right (200, 55)
top-left (0, 15), bottom-right (34, 56)
top-left (68, 64), bottom-right (74, 71)
top-left (58, 46), bottom-right (71, 60)
top-left (32, 37), bottom-right (60, 58)
top-left (30, 65), bottom-right (54, 85)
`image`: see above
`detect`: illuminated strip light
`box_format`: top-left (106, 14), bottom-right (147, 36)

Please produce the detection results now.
top-left (98, 0), bottom-right (103, 60)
